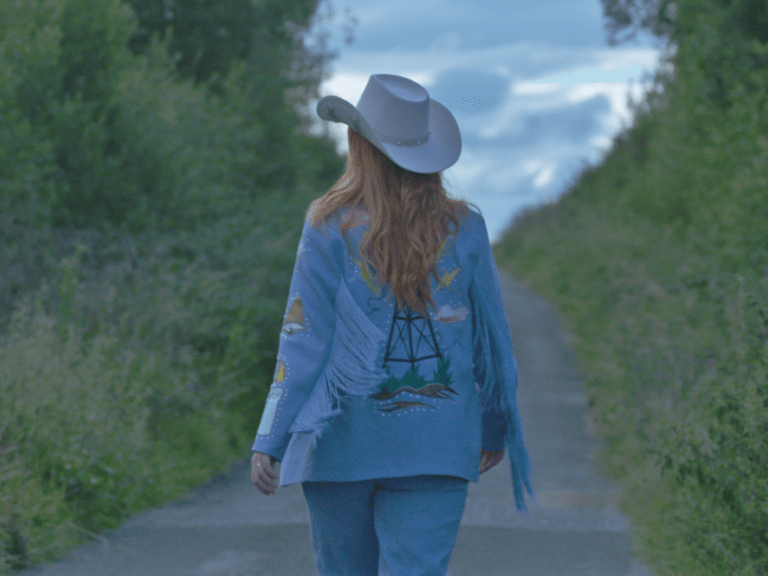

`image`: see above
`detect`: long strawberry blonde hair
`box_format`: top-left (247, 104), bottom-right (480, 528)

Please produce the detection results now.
top-left (307, 127), bottom-right (480, 317)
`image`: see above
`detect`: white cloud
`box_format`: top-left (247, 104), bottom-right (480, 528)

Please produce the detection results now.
top-left (513, 82), bottom-right (562, 95)
top-left (533, 163), bottom-right (557, 189)
top-left (329, 0), bottom-right (608, 52)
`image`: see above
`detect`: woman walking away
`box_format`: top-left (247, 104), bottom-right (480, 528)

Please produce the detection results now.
top-left (250, 73), bottom-right (533, 576)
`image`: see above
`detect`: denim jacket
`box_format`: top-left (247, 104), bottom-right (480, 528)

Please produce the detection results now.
top-left (252, 204), bottom-right (533, 511)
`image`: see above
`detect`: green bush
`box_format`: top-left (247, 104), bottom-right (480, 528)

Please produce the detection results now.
top-left (0, 216), bottom-right (293, 569)
top-left (0, 0), bottom-right (343, 570)
top-left (497, 186), bottom-right (768, 576)
top-left (0, 301), bottom-right (156, 567)
top-left (656, 278), bottom-right (768, 574)
top-left (495, 1), bottom-right (768, 571)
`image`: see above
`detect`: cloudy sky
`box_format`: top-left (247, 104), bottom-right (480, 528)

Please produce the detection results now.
top-left (308, 0), bottom-right (660, 243)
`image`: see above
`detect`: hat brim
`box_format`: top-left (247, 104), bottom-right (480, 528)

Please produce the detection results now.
top-left (316, 95), bottom-right (461, 174)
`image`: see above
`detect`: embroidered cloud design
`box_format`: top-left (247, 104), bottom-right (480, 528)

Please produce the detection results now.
top-left (436, 304), bottom-right (469, 324)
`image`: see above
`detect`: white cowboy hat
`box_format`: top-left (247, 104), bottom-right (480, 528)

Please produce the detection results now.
top-left (316, 74), bottom-right (462, 174)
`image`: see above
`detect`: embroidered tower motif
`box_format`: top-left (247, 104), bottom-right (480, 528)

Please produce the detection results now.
top-left (384, 305), bottom-right (442, 368)
top-left (372, 303), bottom-right (458, 412)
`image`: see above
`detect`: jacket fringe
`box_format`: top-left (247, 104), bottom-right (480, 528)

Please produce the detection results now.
top-left (289, 280), bottom-right (389, 437)
top-left (470, 274), bottom-right (535, 512)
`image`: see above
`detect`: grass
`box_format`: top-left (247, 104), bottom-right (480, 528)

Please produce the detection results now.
top-left (0, 190), bottom-right (320, 572)
top-left (492, 99), bottom-right (768, 574)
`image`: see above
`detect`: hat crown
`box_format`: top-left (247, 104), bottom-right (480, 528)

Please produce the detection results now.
top-left (315, 73), bottom-right (461, 173)
top-left (356, 74), bottom-right (429, 143)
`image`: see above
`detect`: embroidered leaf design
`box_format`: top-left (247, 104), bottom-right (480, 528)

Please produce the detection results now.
top-left (432, 356), bottom-right (454, 388)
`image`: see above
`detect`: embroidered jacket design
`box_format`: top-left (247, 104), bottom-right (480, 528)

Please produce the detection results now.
top-left (434, 267), bottom-right (460, 294)
top-left (275, 359), bottom-right (286, 384)
top-left (336, 217), bottom-right (467, 413)
top-left (281, 296), bottom-right (307, 337)
top-left (369, 304), bottom-right (459, 412)
top-left (436, 304), bottom-right (469, 323)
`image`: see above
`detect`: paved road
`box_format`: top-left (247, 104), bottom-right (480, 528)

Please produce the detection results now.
top-left (21, 271), bottom-right (654, 576)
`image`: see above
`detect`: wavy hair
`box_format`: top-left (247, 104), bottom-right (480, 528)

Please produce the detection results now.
top-left (307, 128), bottom-right (480, 317)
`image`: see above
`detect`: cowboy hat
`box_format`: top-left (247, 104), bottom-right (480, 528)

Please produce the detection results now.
top-left (316, 74), bottom-right (462, 174)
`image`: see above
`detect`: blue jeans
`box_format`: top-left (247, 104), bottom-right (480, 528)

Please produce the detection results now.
top-left (302, 475), bottom-right (468, 576)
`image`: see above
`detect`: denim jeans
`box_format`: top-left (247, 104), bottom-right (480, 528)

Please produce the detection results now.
top-left (302, 475), bottom-right (468, 576)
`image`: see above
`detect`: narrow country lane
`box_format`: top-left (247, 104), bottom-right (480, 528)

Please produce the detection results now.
top-left (20, 271), bottom-right (654, 576)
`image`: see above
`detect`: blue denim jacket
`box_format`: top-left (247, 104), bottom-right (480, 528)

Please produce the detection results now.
top-left (252, 204), bottom-right (533, 511)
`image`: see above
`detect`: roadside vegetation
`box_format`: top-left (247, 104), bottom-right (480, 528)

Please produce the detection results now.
top-left (495, 0), bottom-right (768, 574)
top-left (0, 0), bottom-right (344, 571)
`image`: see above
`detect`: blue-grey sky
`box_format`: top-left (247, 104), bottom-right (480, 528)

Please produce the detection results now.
top-left (308, 0), bottom-right (660, 243)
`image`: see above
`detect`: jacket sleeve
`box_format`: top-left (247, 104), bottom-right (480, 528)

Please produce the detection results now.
top-left (251, 217), bottom-right (341, 461)
top-left (469, 214), bottom-right (533, 510)
top-left (469, 216), bottom-right (509, 451)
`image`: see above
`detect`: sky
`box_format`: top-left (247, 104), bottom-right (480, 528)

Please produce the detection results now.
top-left (306, 0), bottom-right (661, 243)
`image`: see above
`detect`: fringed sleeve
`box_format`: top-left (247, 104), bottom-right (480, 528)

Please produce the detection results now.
top-left (289, 279), bottom-right (389, 437)
top-left (252, 216), bottom-right (344, 461)
top-left (470, 217), bottom-right (535, 512)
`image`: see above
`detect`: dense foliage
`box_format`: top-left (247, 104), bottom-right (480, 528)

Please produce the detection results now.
top-left (498, 1), bottom-right (767, 574)
top-left (0, 0), bottom-right (343, 571)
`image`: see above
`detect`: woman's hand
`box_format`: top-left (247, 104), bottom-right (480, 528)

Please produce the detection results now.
top-left (251, 452), bottom-right (279, 495)
top-left (479, 449), bottom-right (505, 474)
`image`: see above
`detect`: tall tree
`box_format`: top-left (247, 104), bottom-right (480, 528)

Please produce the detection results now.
top-left (124, 0), bottom-right (337, 191)
top-left (601, 0), bottom-right (768, 45)
top-left (599, 0), bottom-right (673, 45)
top-left (125, 0), bottom-right (326, 89)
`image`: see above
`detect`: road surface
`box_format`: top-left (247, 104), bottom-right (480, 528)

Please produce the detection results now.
top-left (21, 271), bottom-right (654, 576)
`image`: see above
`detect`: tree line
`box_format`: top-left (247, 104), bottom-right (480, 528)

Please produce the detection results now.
top-left (0, 0), bottom-right (344, 571)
